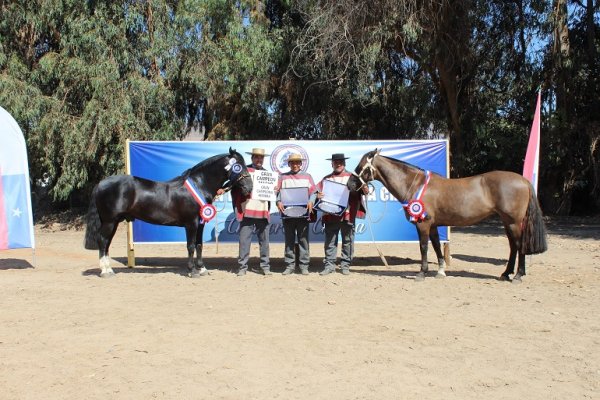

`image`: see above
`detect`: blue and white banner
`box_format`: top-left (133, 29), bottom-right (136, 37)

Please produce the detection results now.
top-left (128, 140), bottom-right (448, 244)
top-left (0, 106), bottom-right (35, 250)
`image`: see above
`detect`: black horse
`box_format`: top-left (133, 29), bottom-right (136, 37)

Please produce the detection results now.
top-left (84, 148), bottom-right (253, 278)
top-left (347, 149), bottom-right (547, 282)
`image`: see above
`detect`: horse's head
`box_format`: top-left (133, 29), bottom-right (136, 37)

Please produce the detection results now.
top-left (347, 148), bottom-right (380, 191)
top-left (224, 147), bottom-right (253, 196)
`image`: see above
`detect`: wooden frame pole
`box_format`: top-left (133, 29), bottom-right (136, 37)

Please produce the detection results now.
top-left (125, 139), bottom-right (135, 268)
top-left (444, 139), bottom-right (451, 267)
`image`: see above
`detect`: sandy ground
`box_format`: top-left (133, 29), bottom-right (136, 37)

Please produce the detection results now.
top-left (0, 217), bottom-right (599, 400)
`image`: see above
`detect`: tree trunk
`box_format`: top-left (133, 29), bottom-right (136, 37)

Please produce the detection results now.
top-left (585, 0), bottom-right (600, 207)
top-left (552, 0), bottom-right (571, 123)
top-left (434, 2), bottom-right (470, 176)
top-left (550, 0), bottom-right (574, 214)
top-left (586, 0), bottom-right (596, 67)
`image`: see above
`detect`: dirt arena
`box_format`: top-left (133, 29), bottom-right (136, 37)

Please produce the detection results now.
top-left (1, 217), bottom-right (599, 399)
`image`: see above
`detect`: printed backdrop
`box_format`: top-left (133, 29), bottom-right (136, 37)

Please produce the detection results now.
top-left (128, 140), bottom-right (448, 244)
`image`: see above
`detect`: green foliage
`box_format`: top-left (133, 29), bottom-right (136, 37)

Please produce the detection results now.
top-left (0, 0), bottom-right (598, 214)
top-left (1, 1), bottom-right (181, 201)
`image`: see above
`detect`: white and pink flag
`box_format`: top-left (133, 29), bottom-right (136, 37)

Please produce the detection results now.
top-left (523, 91), bottom-right (541, 193)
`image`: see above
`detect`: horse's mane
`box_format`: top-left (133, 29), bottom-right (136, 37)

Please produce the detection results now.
top-left (375, 153), bottom-right (425, 173)
top-left (170, 153), bottom-right (229, 183)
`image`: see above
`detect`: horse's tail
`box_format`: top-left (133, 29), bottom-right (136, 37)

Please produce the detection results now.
top-left (84, 185), bottom-right (100, 250)
top-left (520, 186), bottom-right (548, 255)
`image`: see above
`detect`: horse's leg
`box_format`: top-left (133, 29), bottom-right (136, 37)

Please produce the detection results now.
top-left (185, 221), bottom-right (204, 278)
top-left (429, 227), bottom-right (446, 279)
top-left (500, 223), bottom-right (519, 281)
top-left (194, 223), bottom-right (208, 277)
top-left (415, 225), bottom-right (430, 282)
top-left (98, 221), bottom-right (118, 278)
top-left (512, 252), bottom-right (526, 284)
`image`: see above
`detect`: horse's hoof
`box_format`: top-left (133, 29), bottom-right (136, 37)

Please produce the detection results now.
top-left (435, 272), bottom-right (446, 279)
top-left (414, 273), bottom-right (425, 282)
top-left (498, 275), bottom-right (511, 282)
top-left (189, 268), bottom-right (209, 278)
top-left (100, 271), bottom-right (115, 278)
top-left (511, 275), bottom-right (523, 284)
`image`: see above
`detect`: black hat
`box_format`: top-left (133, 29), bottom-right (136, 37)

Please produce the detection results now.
top-left (326, 153), bottom-right (349, 161)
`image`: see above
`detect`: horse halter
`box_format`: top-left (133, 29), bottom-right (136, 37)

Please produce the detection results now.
top-left (352, 155), bottom-right (378, 188)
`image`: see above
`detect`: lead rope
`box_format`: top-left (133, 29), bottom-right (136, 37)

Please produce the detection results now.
top-left (363, 183), bottom-right (389, 267)
top-left (212, 191), bottom-right (230, 254)
top-left (212, 169), bottom-right (249, 253)
top-left (353, 156), bottom-right (389, 266)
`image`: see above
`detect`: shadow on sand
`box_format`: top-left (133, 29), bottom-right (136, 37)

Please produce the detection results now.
top-left (350, 262), bottom-right (500, 280)
top-left (81, 252), bottom-right (500, 281)
top-left (0, 258), bottom-right (34, 270)
top-left (82, 255), bottom-right (282, 276)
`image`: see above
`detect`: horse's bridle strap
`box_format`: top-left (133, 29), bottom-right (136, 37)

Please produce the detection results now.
top-left (220, 171), bottom-right (250, 193)
top-left (352, 155), bottom-right (378, 188)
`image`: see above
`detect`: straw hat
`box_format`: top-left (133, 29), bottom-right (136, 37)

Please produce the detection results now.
top-left (287, 153), bottom-right (305, 163)
top-left (246, 148), bottom-right (270, 157)
top-left (326, 153), bottom-right (349, 161)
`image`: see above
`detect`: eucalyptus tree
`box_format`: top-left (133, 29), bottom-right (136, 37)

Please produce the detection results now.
top-left (541, 0), bottom-right (600, 213)
top-left (0, 0), bottom-right (282, 204)
top-left (1, 1), bottom-right (182, 201)
top-left (283, 0), bottom-right (548, 173)
top-left (0, 0), bottom-right (598, 214)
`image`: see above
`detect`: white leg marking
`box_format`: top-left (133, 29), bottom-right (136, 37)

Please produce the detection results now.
top-left (100, 256), bottom-right (114, 276)
top-left (436, 258), bottom-right (446, 278)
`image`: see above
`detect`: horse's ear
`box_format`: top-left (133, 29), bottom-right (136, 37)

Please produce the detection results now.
top-left (367, 148), bottom-right (379, 159)
top-left (229, 147), bottom-right (235, 156)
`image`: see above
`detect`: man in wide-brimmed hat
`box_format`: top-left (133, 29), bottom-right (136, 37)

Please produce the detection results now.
top-left (286, 153), bottom-right (304, 163)
top-left (275, 152), bottom-right (317, 275)
top-left (245, 148), bottom-right (270, 157)
top-left (231, 147), bottom-right (273, 276)
top-left (316, 153), bottom-right (368, 275)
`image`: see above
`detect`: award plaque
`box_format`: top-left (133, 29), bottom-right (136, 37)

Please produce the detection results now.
top-left (314, 180), bottom-right (350, 216)
top-left (280, 187), bottom-right (309, 218)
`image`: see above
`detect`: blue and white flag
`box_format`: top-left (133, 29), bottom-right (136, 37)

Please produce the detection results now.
top-left (0, 106), bottom-right (35, 250)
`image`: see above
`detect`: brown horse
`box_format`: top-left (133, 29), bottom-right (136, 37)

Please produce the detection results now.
top-left (347, 149), bottom-right (547, 282)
